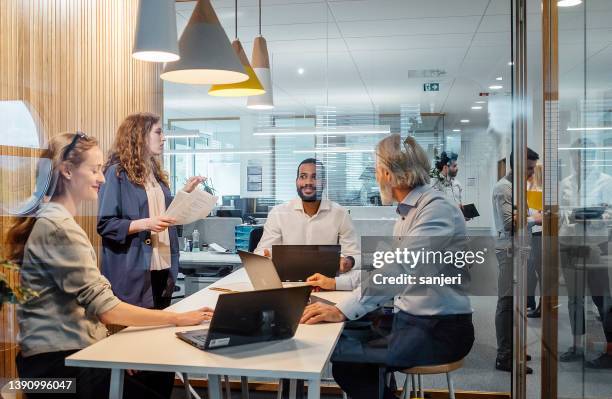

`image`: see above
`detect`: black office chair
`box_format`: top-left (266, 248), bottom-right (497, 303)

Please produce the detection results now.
top-left (248, 227), bottom-right (264, 252)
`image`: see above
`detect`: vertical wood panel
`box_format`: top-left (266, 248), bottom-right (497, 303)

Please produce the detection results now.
top-left (541, 0), bottom-right (560, 398)
top-left (0, 0), bottom-right (163, 381)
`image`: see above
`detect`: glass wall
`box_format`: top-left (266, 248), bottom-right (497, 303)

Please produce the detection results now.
top-left (554, 0), bottom-right (612, 397)
top-left (164, 0), bottom-right (516, 395)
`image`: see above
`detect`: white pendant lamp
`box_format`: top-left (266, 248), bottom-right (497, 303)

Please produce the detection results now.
top-left (247, 0), bottom-right (274, 110)
top-left (160, 0), bottom-right (248, 85)
top-left (132, 0), bottom-right (180, 62)
top-left (208, 0), bottom-right (265, 97)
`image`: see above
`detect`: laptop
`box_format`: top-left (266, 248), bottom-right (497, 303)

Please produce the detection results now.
top-left (238, 250), bottom-right (284, 290)
top-left (176, 286), bottom-right (312, 350)
top-left (272, 245), bottom-right (340, 282)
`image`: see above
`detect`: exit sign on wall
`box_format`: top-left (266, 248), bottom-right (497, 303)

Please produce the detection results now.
top-left (423, 82), bottom-right (440, 92)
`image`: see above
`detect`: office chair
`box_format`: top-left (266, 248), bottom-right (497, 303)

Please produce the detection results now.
top-left (248, 226), bottom-right (264, 252)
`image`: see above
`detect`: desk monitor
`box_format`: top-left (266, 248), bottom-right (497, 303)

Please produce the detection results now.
top-left (272, 245), bottom-right (340, 282)
top-left (176, 286), bottom-right (311, 350)
top-left (216, 209), bottom-right (242, 218)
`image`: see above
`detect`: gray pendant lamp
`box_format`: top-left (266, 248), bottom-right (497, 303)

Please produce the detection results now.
top-left (160, 0), bottom-right (248, 85)
top-left (132, 0), bottom-right (180, 62)
top-left (247, 0), bottom-right (274, 109)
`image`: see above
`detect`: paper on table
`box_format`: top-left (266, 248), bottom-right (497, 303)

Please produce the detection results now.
top-left (164, 189), bottom-right (218, 225)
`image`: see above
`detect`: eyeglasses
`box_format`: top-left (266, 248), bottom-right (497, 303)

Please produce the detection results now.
top-left (62, 132), bottom-right (87, 161)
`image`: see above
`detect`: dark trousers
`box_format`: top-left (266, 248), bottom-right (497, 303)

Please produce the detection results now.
top-left (560, 246), bottom-right (612, 342)
top-left (331, 312), bottom-right (474, 399)
top-left (151, 269), bottom-right (172, 309)
top-left (333, 363), bottom-right (396, 399)
top-left (495, 249), bottom-right (513, 359)
top-left (16, 350), bottom-right (174, 399)
top-left (527, 232), bottom-right (542, 309)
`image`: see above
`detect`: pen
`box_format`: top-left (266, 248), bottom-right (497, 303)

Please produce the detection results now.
top-left (208, 287), bottom-right (239, 293)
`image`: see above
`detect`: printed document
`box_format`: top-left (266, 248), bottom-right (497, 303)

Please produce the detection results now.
top-left (164, 189), bottom-right (218, 225)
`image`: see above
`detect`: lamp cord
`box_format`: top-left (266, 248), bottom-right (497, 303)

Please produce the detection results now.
top-left (258, 0), bottom-right (262, 36)
top-left (235, 0), bottom-right (238, 39)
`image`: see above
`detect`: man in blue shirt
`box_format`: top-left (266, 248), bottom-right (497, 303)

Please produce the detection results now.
top-left (304, 134), bottom-right (474, 399)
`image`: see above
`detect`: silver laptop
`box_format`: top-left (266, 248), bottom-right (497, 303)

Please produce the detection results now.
top-left (238, 250), bottom-right (283, 290)
top-left (238, 251), bottom-right (335, 305)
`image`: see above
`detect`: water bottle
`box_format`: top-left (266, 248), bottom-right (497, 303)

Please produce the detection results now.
top-left (192, 229), bottom-right (200, 252)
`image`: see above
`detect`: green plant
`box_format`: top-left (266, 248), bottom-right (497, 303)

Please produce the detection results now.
top-left (0, 261), bottom-right (38, 310)
top-left (200, 178), bottom-right (216, 195)
top-left (179, 177), bottom-right (216, 195)
top-left (429, 167), bottom-right (445, 183)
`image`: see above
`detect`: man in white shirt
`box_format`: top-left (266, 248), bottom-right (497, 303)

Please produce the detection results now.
top-left (254, 158), bottom-right (360, 273)
top-left (302, 135), bottom-right (474, 399)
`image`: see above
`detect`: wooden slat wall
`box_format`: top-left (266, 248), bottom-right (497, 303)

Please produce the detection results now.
top-left (0, 0), bottom-right (163, 381)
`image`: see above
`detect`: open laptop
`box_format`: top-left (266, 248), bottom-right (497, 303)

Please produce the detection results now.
top-left (176, 285), bottom-right (311, 350)
top-left (272, 245), bottom-right (340, 282)
top-left (238, 250), bottom-right (284, 290)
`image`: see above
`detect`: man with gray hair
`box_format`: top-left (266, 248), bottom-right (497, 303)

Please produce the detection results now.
top-left (304, 134), bottom-right (474, 399)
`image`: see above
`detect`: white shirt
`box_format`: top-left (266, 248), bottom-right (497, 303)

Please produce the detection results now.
top-left (254, 198), bottom-right (361, 268)
top-left (492, 174), bottom-right (513, 249)
top-left (144, 177), bottom-right (171, 271)
top-left (559, 170), bottom-right (612, 243)
top-left (560, 171), bottom-right (612, 210)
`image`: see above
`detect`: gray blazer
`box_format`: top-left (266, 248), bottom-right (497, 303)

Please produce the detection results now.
top-left (97, 163), bottom-right (179, 308)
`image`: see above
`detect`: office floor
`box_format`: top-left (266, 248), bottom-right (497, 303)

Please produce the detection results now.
top-left (169, 295), bottom-right (611, 398)
top-left (171, 390), bottom-right (340, 399)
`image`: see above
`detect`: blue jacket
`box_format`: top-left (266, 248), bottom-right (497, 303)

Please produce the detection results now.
top-left (97, 163), bottom-right (179, 308)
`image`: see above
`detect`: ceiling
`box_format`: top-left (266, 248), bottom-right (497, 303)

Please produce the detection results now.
top-left (163, 0), bottom-right (612, 133)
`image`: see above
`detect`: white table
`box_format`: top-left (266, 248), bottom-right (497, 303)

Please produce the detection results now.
top-left (66, 269), bottom-right (348, 399)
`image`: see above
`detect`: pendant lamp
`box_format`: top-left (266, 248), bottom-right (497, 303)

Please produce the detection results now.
top-left (160, 0), bottom-right (248, 85)
top-left (247, 0), bottom-right (274, 109)
top-left (132, 0), bottom-right (180, 62)
top-left (208, 0), bottom-right (265, 97)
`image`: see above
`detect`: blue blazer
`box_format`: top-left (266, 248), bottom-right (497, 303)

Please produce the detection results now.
top-left (97, 163), bottom-right (179, 308)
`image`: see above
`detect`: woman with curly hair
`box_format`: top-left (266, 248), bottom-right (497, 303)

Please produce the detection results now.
top-left (97, 112), bottom-right (203, 310)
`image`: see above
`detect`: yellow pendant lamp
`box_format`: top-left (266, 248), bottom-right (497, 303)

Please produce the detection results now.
top-left (209, 1), bottom-right (264, 97)
top-left (160, 0), bottom-right (247, 85)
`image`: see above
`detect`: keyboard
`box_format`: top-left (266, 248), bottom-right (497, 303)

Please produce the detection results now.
top-left (176, 328), bottom-right (210, 349)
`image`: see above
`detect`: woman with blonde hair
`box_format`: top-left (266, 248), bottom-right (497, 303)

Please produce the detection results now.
top-left (98, 112), bottom-right (203, 310)
top-left (6, 132), bottom-right (212, 398)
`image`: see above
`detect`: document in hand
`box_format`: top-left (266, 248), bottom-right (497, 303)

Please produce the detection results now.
top-left (164, 189), bottom-right (218, 225)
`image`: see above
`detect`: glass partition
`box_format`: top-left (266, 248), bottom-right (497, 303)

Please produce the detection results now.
top-left (165, 0), bottom-right (516, 396)
top-left (554, 0), bottom-right (612, 397)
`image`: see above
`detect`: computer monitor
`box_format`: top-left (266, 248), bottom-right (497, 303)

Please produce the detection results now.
top-left (216, 209), bottom-right (242, 218)
top-left (222, 195), bottom-right (241, 206)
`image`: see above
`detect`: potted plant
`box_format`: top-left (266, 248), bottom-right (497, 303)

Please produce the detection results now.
top-left (200, 178), bottom-right (216, 195)
top-left (0, 260), bottom-right (37, 311)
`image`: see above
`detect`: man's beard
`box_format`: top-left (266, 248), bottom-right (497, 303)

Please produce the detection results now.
top-left (449, 170), bottom-right (457, 178)
top-left (297, 185), bottom-right (318, 202)
top-left (379, 182), bottom-right (394, 205)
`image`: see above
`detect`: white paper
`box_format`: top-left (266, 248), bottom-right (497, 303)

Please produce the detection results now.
top-left (164, 188), bottom-right (218, 225)
top-left (208, 243), bottom-right (229, 253)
